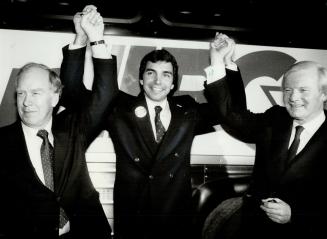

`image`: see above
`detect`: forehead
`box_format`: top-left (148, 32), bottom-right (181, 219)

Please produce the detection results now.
top-left (145, 61), bottom-right (173, 72)
top-left (17, 67), bottom-right (51, 89)
top-left (284, 68), bottom-right (319, 87)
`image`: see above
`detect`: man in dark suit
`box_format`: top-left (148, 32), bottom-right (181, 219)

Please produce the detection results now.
top-left (205, 33), bottom-right (327, 239)
top-left (61, 29), bottom-right (245, 238)
top-left (0, 7), bottom-right (117, 239)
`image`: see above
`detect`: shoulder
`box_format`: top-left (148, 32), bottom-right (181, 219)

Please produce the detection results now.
top-left (171, 95), bottom-right (198, 107)
top-left (264, 105), bottom-right (290, 122)
top-left (115, 91), bottom-right (137, 105)
top-left (0, 122), bottom-right (19, 134)
top-left (0, 122), bottom-right (21, 145)
top-left (266, 105), bottom-right (288, 115)
top-left (108, 91), bottom-right (139, 114)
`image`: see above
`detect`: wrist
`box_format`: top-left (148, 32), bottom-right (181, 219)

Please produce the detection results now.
top-left (88, 34), bottom-right (104, 42)
top-left (74, 34), bottom-right (88, 46)
top-left (90, 39), bottom-right (106, 46)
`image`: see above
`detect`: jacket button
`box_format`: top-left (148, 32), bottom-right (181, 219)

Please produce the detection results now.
top-left (134, 157), bottom-right (140, 162)
top-left (149, 175), bottom-right (154, 180)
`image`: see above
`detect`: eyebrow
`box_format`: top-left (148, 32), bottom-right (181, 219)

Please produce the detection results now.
top-left (145, 68), bottom-right (173, 75)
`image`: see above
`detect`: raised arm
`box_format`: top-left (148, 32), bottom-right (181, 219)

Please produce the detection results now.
top-left (60, 6), bottom-right (118, 144)
top-left (204, 33), bottom-right (267, 143)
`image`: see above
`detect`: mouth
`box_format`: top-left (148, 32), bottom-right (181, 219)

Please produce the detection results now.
top-left (151, 87), bottom-right (163, 93)
top-left (23, 109), bottom-right (37, 114)
top-left (289, 104), bottom-right (304, 110)
top-left (291, 104), bottom-right (303, 108)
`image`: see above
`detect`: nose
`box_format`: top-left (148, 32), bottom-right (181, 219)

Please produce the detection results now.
top-left (154, 75), bottom-right (161, 85)
top-left (23, 94), bottom-right (32, 106)
top-left (289, 90), bottom-right (300, 101)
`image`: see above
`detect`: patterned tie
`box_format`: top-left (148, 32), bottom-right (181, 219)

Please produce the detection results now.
top-left (287, 125), bottom-right (304, 163)
top-left (154, 106), bottom-right (166, 143)
top-left (37, 129), bottom-right (68, 229)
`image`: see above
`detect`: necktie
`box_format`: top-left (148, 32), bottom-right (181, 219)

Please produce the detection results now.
top-left (154, 106), bottom-right (166, 143)
top-left (37, 129), bottom-right (68, 229)
top-left (287, 125), bottom-right (304, 163)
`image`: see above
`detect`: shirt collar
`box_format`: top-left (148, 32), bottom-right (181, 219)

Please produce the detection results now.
top-left (144, 95), bottom-right (168, 112)
top-left (21, 118), bottom-right (53, 142)
top-left (293, 111), bottom-right (325, 134)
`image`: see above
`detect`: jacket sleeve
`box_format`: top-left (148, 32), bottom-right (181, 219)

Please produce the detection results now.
top-left (204, 68), bottom-right (269, 143)
top-left (59, 45), bottom-right (89, 110)
top-left (59, 45), bottom-right (118, 145)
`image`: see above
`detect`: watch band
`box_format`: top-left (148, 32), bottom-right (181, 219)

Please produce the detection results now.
top-left (90, 40), bottom-right (105, 46)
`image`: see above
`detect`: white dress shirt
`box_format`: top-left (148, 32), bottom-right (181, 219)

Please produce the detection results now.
top-left (22, 120), bottom-right (54, 185)
top-left (145, 96), bottom-right (171, 141)
top-left (289, 111), bottom-right (325, 154)
top-left (21, 119), bottom-right (70, 235)
top-left (205, 62), bottom-right (238, 84)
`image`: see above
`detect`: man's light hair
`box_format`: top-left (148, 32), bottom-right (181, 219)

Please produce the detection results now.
top-left (282, 61), bottom-right (327, 98)
top-left (15, 62), bottom-right (63, 95)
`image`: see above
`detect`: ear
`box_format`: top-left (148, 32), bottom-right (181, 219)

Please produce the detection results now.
top-left (51, 92), bottom-right (60, 107)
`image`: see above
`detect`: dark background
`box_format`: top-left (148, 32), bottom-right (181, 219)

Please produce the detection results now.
top-left (1, 0), bottom-right (327, 49)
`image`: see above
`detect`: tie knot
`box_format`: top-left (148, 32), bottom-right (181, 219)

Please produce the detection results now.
top-left (37, 129), bottom-right (49, 140)
top-left (155, 106), bottom-right (162, 114)
top-left (295, 125), bottom-right (304, 137)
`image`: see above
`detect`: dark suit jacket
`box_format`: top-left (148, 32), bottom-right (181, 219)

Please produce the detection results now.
top-left (0, 46), bottom-right (117, 239)
top-left (60, 49), bottom-right (245, 239)
top-left (206, 72), bottom-right (327, 239)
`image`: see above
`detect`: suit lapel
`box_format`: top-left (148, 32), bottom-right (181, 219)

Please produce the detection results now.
top-left (154, 98), bottom-right (188, 162)
top-left (12, 122), bottom-right (48, 187)
top-left (14, 122), bottom-right (43, 185)
top-left (52, 119), bottom-right (74, 196)
top-left (271, 116), bottom-right (293, 176)
top-left (132, 94), bottom-right (158, 156)
top-left (286, 117), bottom-right (327, 168)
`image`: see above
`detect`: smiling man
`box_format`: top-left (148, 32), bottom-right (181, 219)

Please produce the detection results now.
top-left (0, 6), bottom-right (115, 239)
top-left (16, 65), bottom-right (60, 129)
top-left (61, 33), bottom-right (246, 238)
top-left (206, 54), bottom-right (327, 238)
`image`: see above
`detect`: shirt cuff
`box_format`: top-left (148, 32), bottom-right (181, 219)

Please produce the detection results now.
top-left (68, 43), bottom-right (86, 50)
top-left (226, 62), bottom-right (238, 71)
top-left (204, 64), bottom-right (226, 84)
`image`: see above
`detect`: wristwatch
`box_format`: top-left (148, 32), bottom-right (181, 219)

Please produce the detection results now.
top-left (90, 40), bottom-right (105, 46)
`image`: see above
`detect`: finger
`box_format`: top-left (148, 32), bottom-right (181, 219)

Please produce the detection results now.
top-left (261, 197), bottom-right (277, 203)
top-left (266, 213), bottom-right (281, 223)
top-left (83, 5), bottom-right (97, 13)
top-left (213, 39), bottom-right (228, 49)
top-left (82, 11), bottom-right (95, 24)
top-left (74, 12), bottom-right (84, 19)
top-left (95, 16), bottom-right (103, 26)
top-left (215, 34), bottom-right (227, 43)
top-left (87, 11), bottom-right (100, 25)
top-left (260, 204), bottom-right (280, 214)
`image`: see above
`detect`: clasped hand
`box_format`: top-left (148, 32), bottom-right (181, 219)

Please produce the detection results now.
top-left (260, 198), bottom-right (292, 224)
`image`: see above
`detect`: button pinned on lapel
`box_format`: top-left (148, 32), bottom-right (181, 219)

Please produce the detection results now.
top-left (149, 175), bottom-right (154, 180)
top-left (135, 106), bottom-right (147, 118)
top-left (134, 157), bottom-right (140, 162)
top-left (174, 152), bottom-right (179, 157)
top-left (169, 173), bottom-right (174, 179)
